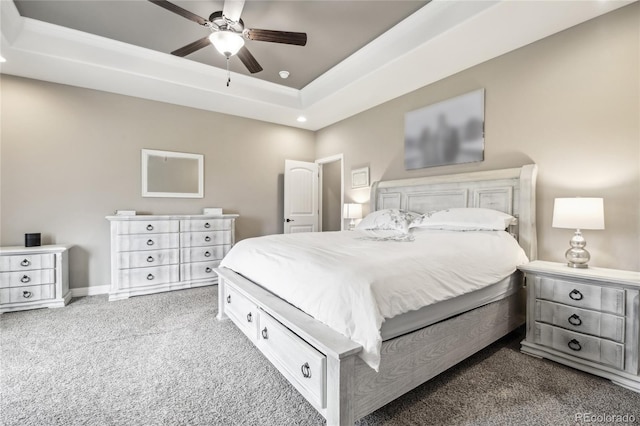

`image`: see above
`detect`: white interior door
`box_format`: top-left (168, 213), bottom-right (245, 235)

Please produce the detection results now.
top-left (284, 160), bottom-right (319, 233)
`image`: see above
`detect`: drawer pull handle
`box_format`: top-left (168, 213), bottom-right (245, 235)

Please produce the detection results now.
top-left (205, 236), bottom-right (211, 242)
top-left (22, 290), bottom-right (33, 299)
top-left (146, 239), bottom-right (154, 246)
top-left (569, 289), bottom-right (583, 301)
top-left (226, 295), bottom-right (231, 304)
top-left (204, 251), bottom-right (211, 257)
top-left (20, 275), bottom-right (31, 283)
top-left (20, 259), bottom-right (31, 267)
top-left (204, 222), bottom-right (211, 229)
top-left (205, 267), bottom-right (212, 273)
top-left (147, 256), bottom-right (154, 263)
top-left (568, 339), bottom-right (582, 352)
top-left (146, 224), bottom-right (154, 231)
top-left (246, 312), bottom-right (252, 323)
top-left (301, 362), bottom-right (312, 379)
top-left (261, 327), bottom-right (268, 339)
top-left (147, 274), bottom-right (154, 281)
top-left (568, 314), bottom-right (582, 326)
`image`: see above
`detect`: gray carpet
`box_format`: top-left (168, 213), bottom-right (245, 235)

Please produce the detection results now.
top-left (1, 286), bottom-right (639, 426)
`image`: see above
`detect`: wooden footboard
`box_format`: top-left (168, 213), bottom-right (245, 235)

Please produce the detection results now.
top-left (216, 267), bottom-right (525, 425)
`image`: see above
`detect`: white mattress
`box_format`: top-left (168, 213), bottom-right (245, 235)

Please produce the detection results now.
top-left (220, 229), bottom-right (529, 371)
top-left (380, 274), bottom-right (521, 341)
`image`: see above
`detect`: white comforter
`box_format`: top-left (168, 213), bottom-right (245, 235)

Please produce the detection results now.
top-left (220, 229), bottom-right (529, 371)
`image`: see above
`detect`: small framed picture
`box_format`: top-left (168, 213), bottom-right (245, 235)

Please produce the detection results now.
top-left (351, 167), bottom-right (369, 189)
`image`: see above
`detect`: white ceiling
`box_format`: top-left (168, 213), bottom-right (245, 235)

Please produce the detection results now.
top-left (0, 0), bottom-right (633, 131)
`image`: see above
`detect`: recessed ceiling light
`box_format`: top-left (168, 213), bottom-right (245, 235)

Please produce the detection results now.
top-left (279, 70), bottom-right (290, 79)
top-left (297, 116), bottom-right (307, 123)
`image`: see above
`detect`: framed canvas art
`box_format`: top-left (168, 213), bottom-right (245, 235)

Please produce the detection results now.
top-left (404, 89), bottom-right (485, 170)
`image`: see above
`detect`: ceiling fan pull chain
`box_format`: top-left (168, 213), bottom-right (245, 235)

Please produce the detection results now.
top-left (226, 56), bottom-right (231, 87)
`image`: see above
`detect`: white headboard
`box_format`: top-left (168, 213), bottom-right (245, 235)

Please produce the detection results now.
top-left (370, 165), bottom-right (538, 260)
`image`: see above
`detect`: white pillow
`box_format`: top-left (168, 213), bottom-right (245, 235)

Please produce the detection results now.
top-left (356, 209), bottom-right (420, 234)
top-left (409, 208), bottom-right (516, 231)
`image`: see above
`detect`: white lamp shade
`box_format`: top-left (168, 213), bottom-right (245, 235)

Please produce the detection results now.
top-left (209, 31), bottom-right (245, 56)
top-left (343, 203), bottom-right (362, 220)
top-left (552, 198), bottom-right (605, 230)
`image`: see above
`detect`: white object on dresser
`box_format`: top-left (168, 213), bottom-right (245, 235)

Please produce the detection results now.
top-left (106, 214), bottom-right (237, 301)
top-left (0, 245), bottom-right (72, 313)
top-left (520, 260), bottom-right (640, 393)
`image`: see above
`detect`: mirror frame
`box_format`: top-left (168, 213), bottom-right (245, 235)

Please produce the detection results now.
top-left (141, 149), bottom-right (204, 198)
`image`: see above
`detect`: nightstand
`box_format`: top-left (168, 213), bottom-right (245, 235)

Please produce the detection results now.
top-left (520, 260), bottom-right (640, 393)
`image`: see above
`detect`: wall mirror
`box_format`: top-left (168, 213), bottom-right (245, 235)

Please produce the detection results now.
top-left (141, 149), bottom-right (204, 198)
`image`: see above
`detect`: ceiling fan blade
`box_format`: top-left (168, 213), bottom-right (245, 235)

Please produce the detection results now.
top-left (245, 29), bottom-right (307, 46)
top-left (171, 36), bottom-right (211, 57)
top-left (148, 0), bottom-right (208, 26)
top-left (237, 46), bottom-right (263, 74)
top-left (223, 0), bottom-right (246, 23)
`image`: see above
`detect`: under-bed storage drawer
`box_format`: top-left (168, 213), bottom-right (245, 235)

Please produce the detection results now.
top-left (533, 322), bottom-right (624, 370)
top-left (534, 276), bottom-right (625, 315)
top-left (224, 284), bottom-right (258, 341)
top-left (535, 300), bottom-right (625, 342)
top-left (257, 310), bottom-right (326, 409)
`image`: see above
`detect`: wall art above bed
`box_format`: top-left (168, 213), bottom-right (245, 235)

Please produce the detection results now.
top-left (404, 88), bottom-right (485, 170)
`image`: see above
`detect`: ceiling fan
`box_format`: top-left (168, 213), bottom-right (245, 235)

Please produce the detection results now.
top-left (149, 0), bottom-right (307, 85)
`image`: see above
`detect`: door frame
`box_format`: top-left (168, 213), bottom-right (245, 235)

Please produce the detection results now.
top-left (316, 154), bottom-right (344, 231)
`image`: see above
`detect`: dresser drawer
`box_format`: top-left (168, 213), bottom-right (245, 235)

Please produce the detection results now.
top-left (116, 233), bottom-right (179, 252)
top-left (181, 219), bottom-right (232, 232)
top-left (115, 220), bottom-right (178, 235)
top-left (224, 284), bottom-right (258, 341)
top-left (0, 253), bottom-right (55, 272)
top-left (0, 269), bottom-right (55, 288)
top-left (117, 249), bottom-right (179, 269)
top-left (258, 310), bottom-right (326, 409)
top-left (534, 276), bottom-right (625, 315)
top-left (536, 300), bottom-right (625, 342)
top-left (0, 284), bottom-right (55, 304)
top-left (180, 246), bottom-right (228, 263)
top-left (117, 265), bottom-right (179, 288)
top-left (180, 231), bottom-right (232, 247)
top-left (180, 261), bottom-right (220, 281)
top-left (533, 322), bottom-right (624, 370)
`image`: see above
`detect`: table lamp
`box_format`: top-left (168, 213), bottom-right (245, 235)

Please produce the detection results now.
top-left (343, 203), bottom-right (362, 230)
top-left (552, 197), bottom-right (604, 268)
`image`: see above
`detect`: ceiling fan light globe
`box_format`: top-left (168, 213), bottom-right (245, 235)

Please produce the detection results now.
top-left (209, 31), bottom-right (245, 57)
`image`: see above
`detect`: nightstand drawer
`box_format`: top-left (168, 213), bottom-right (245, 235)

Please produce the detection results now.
top-left (535, 300), bottom-right (625, 342)
top-left (0, 284), bottom-right (55, 304)
top-left (533, 322), bottom-right (624, 370)
top-left (535, 276), bottom-right (625, 315)
top-left (0, 253), bottom-right (55, 272)
top-left (0, 269), bottom-right (55, 288)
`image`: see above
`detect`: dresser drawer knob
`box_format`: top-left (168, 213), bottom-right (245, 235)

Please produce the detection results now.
top-left (301, 362), bottom-right (312, 379)
top-left (146, 239), bottom-right (154, 246)
top-left (146, 224), bottom-right (154, 231)
top-left (261, 327), bottom-right (268, 339)
top-left (204, 236), bottom-right (211, 242)
top-left (204, 251), bottom-right (211, 257)
top-left (246, 312), bottom-right (252, 323)
top-left (205, 267), bottom-right (212, 273)
top-left (20, 275), bottom-right (31, 284)
top-left (147, 273), bottom-right (154, 280)
top-left (22, 290), bottom-right (32, 299)
top-left (20, 259), bottom-right (30, 267)
top-left (568, 339), bottom-right (582, 352)
top-left (226, 295), bottom-right (231, 304)
top-left (568, 314), bottom-right (582, 326)
top-left (204, 222), bottom-right (211, 229)
top-left (147, 256), bottom-right (154, 263)
top-left (569, 289), bottom-right (583, 301)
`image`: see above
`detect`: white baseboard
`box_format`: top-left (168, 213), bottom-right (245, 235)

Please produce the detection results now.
top-left (70, 285), bottom-right (110, 298)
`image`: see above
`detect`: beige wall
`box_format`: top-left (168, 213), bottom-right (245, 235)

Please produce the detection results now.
top-left (0, 76), bottom-right (315, 289)
top-left (316, 4), bottom-right (640, 271)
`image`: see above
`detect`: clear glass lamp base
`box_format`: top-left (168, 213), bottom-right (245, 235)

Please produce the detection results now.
top-left (565, 229), bottom-right (590, 268)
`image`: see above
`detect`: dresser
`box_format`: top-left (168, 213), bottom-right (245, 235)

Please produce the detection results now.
top-left (0, 245), bottom-right (72, 313)
top-left (106, 214), bottom-right (238, 301)
top-left (520, 261), bottom-right (640, 393)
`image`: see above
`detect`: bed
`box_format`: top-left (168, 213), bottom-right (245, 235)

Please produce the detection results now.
top-left (215, 165), bottom-right (537, 425)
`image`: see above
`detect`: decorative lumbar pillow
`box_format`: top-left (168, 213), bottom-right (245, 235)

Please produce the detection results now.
top-left (409, 208), bottom-right (516, 231)
top-left (356, 209), bottom-right (420, 234)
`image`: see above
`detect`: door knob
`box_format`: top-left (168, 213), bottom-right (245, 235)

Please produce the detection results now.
top-left (285, 218), bottom-right (295, 223)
